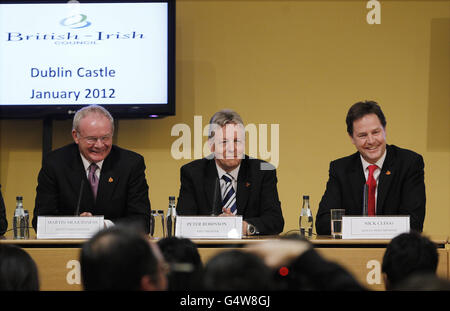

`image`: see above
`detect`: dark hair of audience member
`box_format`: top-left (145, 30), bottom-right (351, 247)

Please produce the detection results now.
top-left (80, 225), bottom-right (160, 290)
top-left (382, 231), bottom-right (438, 290)
top-left (393, 273), bottom-right (450, 291)
top-left (203, 250), bottom-right (277, 291)
top-left (157, 237), bottom-right (204, 290)
top-left (0, 244), bottom-right (40, 291)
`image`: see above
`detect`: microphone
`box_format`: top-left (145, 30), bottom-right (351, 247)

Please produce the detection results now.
top-left (75, 178), bottom-right (85, 216)
top-left (362, 183), bottom-right (369, 216)
top-left (211, 177), bottom-right (220, 215)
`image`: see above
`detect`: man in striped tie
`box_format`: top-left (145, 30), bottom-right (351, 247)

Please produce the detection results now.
top-left (177, 109), bottom-right (284, 236)
top-left (315, 101), bottom-right (426, 235)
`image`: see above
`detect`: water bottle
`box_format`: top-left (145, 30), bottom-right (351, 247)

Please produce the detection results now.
top-left (299, 195), bottom-right (313, 238)
top-left (13, 196), bottom-right (28, 239)
top-left (149, 210), bottom-right (156, 237)
top-left (149, 209), bottom-right (166, 238)
top-left (158, 210), bottom-right (166, 238)
top-left (166, 196), bottom-right (177, 237)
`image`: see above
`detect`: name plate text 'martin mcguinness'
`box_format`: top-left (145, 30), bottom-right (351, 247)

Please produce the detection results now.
top-left (37, 216), bottom-right (104, 239)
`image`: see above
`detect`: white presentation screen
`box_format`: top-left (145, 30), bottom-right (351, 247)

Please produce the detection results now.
top-left (0, 1), bottom-right (174, 118)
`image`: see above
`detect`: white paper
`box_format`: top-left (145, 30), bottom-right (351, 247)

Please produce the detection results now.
top-left (175, 216), bottom-right (242, 239)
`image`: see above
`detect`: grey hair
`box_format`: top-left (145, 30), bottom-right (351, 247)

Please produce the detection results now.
top-left (72, 105), bottom-right (115, 134)
top-left (208, 109), bottom-right (244, 139)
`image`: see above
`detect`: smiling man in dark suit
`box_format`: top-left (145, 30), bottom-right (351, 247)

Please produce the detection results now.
top-left (0, 185), bottom-right (7, 236)
top-left (32, 105), bottom-right (151, 233)
top-left (176, 109), bottom-right (284, 235)
top-left (315, 101), bottom-right (426, 235)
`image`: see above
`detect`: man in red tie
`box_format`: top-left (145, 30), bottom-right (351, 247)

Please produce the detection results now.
top-left (315, 101), bottom-right (426, 235)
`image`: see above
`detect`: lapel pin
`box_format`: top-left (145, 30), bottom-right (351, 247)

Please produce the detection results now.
top-left (386, 171), bottom-right (391, 175)
top-left (245, 182), bottom-right (251, 188)
top-left (108, 177), bottom-right (114, 183)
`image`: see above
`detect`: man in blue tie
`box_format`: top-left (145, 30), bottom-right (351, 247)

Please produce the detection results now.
top-left (176, 109), bottom-right (284, 235)
top-left (315, 101), bottom-right (426, 235)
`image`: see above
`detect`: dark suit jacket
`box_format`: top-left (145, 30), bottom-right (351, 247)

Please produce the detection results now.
top-left (176, 156), bottom-right (284, 235)
top-left (0, 185), bottom-right (7, 236)
top-left (316, 144), bottom-right (425, 235)
top-left (33, 143), bottom-right (151, 233)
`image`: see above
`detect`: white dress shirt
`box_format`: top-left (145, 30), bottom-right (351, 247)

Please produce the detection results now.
top-left (360, 149), bottom-right (387, 213)
top-left (215, 163), bottom-right (240, 203)
top-left (79, 153), bottom-right (113, 228)
top-left (80, 153), bottom-right (103, 179)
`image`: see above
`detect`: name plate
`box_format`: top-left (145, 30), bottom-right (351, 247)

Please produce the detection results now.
top-left (342, 216), bottom-right (410, 239)
top-left (175, 216), bottom-right (242, 239)
top-left (37, 216), bottom-right (104, 239)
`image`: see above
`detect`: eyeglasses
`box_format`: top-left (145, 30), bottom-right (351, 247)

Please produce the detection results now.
top-left (77, 132), bottom-right (112, 145)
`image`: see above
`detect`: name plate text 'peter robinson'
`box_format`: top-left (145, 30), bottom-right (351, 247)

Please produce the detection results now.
top-left (175, 216), bottom-right (242, 239)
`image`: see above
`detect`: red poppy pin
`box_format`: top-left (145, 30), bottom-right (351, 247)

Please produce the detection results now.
top-left (108, 177), bottom-right (114, 183)
top-left (386, 171), bottom-right (391, 176)
top-left (245, 182), bottom-right (251, 187)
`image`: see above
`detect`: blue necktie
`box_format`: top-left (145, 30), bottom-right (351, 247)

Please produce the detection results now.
top-left (222, 174), bottom-right (237, 214)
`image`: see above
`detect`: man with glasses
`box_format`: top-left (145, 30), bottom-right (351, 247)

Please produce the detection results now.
top-left (32, 105), bottom-right (151, 233)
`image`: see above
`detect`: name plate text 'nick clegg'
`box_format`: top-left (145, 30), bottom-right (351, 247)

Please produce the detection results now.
top-left (342, 216), bottom-right (410, 239)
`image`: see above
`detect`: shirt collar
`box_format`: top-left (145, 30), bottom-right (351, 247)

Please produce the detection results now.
top-left (80, 153), bottom-right (104, 172)
top-left (360, 148), bottom-right (387, 171)
top-left (215, 162), bottom-right (240, 181)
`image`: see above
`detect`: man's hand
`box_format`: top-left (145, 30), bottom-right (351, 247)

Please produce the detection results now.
top-left (219, 207), bottom-right (248, 235)
top-left (219, 207), bottom-right (234, 216)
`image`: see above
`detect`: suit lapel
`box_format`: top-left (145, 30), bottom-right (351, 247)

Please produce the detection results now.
top-left (68, 145), bottom-right (95, 214)
top-left (377, 145), bottom-right (394, 215)
top-left (348, 153), bottom-right (366, 214)
top-left (69, 154), bottom-right (87, 195)
top-left (236, 158), bottom-right (250, 215)
top-left (95, 149), bottom-right (118, 215)
top-left (204, 160), bottom-right (221, 215)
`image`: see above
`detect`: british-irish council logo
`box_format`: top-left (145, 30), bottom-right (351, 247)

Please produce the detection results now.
top-left (60, 14), bottom-right (91, 29)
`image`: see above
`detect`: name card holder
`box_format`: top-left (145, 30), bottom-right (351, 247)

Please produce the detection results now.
top-left (37, 216), bottom-right (104, 239)
top-left (175, 216), bottom-right (242, 239)
top-left (342, 216), bottom-right (410, 239)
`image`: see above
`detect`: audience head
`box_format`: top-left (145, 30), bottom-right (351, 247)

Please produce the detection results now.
top-left (0, 244), bottom-right (40, 291)
top-left (203, 249), bottom-right (276, 291)
top-left (382, 231), bottom-right (438, 290)
top-left (393, 273), bottom-right (450, 291)
top-left (80, 225), bottom-right (168, 291)
top-left (157, 237), bottom-right (204, 290)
